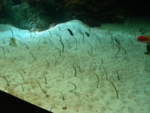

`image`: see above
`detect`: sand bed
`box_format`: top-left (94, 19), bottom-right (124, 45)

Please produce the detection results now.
top-left (0, 20), bottom-right (150, 113)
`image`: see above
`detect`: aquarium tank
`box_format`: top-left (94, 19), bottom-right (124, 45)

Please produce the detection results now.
top-left (0, 0), bottom-right (150, 113)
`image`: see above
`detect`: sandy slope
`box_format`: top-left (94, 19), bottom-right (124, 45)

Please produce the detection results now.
top-left (0, 19), bottom-right (150, 113)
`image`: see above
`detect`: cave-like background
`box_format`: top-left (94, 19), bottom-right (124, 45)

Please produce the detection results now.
top-left (0, 0), bottom-right (149, 31)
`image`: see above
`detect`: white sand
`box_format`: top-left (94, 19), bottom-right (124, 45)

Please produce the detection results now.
top-left (0, 19), bottom-right (150, 113)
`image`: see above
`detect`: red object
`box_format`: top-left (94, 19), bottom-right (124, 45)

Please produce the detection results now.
top-left (136, 35), bottom-right (150, 42)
